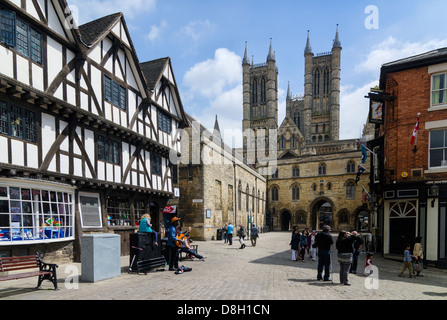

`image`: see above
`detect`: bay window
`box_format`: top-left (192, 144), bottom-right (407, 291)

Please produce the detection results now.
top-left (0, 179), bottom-right (75, 244)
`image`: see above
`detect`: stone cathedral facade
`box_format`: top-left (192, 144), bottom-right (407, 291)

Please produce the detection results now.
top-left (242, 27), bottom-right (373, 233)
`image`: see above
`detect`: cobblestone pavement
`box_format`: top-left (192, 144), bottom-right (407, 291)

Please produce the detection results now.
top-left (1, 232), bottom-right (447, 300)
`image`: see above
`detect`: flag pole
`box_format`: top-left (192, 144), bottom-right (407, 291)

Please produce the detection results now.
top-left (358, 164), bottom-right (370, 173)
top-left (356, 140), bottom-right (377, 156)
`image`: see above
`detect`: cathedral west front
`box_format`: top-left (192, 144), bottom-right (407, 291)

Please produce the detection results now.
top-left (240, 27), bottom-right (373, 233)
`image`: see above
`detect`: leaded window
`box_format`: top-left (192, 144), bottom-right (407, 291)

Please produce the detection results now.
top-left (0, 11), bottom-right (42, 64)
top-left (158, 111), bottom-right (172, 134)
top-left (151, 153), bottom-right (162, 176)
top-left (97, 135), bottom-right (121, 165)
top-left (104, 75), bottom-right (127, 110)
top-left (15, 19), bottom-right (28, 57)
top-left (0, 100), bottom-right (37, 143)
top-left (0, 10), bottom-right (15, 47)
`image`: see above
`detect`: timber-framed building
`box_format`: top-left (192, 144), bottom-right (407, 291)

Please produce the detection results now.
top-left (0, 0), bottom-right (187, 262)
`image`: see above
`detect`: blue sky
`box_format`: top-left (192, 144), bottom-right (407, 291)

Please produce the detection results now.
top-left (69, 0), bottom-right (447, 147)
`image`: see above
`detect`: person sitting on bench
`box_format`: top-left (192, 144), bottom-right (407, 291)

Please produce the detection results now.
top-left (181, 234), bottom-right (206, 261)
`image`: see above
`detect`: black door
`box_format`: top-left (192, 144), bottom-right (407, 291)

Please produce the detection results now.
top-left (389, 218), bottom-right (416, 254)
top-left (281, 211), bottom-right (291, 231)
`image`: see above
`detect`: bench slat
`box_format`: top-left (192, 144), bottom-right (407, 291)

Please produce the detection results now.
top-left (0, 270), bottom-right (52, 281)
top-left (0, 257), bottom-right (39, 272)
top-left (0, 255), bottom-right (38, 262)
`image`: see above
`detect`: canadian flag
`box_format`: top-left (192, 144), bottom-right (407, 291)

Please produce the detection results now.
top-left (410, 113), bottom-right (421, 146)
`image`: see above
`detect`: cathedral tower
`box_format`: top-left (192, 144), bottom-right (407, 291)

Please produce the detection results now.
top-left (242, 40), bottom-right (278, 162)
top-left (299, 26), bottom-right (341, 143)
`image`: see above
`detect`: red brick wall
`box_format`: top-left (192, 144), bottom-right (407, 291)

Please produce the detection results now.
top-left (383, 66), bottom-right (447, 183)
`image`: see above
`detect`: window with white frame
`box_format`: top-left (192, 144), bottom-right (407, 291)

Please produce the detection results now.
top-left (429, 129), bottom-right (447, 168)
top-left (0, 181), bottom-right (75, 244)
top-left (432, 73), bottom-right (447, 106)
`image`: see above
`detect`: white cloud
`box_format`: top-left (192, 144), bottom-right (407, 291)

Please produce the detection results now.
top-left (183, 48), bottom-right (243, 147)
top-left (340, 81), bottom-right (378, 140)
top-left (68, 0), bottom-right (156, 24)
top-left (146, 21), bottom-right (168, 42)
top-left (180, 20), bottom-right (217, 42)
top-left (356, 36), bottom-right (447, 75)
top-left (342, 36), bottom-right (447, 140)
top-left (183, 48), bottom-right (241, 99)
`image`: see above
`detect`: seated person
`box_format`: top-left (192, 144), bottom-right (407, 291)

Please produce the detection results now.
top-left (180, 234), bottom-right (206, 261)
top-left (138, 214), bottom-right (158, 246)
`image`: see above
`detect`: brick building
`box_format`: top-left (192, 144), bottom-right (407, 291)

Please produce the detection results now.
top-left (367, 47), bottom-right (447, 267)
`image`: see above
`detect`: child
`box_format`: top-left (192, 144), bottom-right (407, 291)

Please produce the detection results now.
top-left (364, 253), bottom-right (373, 276)
top-left (398, 244), bottom-right (414, 278)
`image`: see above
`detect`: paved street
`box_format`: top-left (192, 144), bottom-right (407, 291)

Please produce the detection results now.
top-left (1, 231), bottom-right (447, 301)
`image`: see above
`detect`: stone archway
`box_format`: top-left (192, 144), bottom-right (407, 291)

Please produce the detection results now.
top-left (354, 206), bottom-right (371, 232)
top-left (310, 197), bottom-right (335, 230)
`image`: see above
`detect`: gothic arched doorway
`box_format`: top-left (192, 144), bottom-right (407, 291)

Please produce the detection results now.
top-left (311, 198), bottom-right (334, 230)
top-left (281, 210), bottom-right (291, 231)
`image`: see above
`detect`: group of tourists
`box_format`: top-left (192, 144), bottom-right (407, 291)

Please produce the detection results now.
top-left (290, 225), bottom-right (369, 286)
top-left (292, 225), bottom-right (425, 285)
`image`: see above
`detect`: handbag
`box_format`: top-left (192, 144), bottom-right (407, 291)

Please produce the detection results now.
top-left (338, 253), bottom-right (352, 263)
top-left (414, 261), bottom-right (423, 272)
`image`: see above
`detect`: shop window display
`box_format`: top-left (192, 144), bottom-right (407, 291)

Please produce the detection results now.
top-left (0, 184), bottom-right (75, 244)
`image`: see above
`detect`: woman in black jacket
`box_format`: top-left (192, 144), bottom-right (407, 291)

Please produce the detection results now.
top-left (290, 228), bottom-right (300, 261)
top-left (336, 231), bottom-right (355, 286)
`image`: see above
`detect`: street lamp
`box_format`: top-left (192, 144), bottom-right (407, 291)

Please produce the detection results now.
top-left (429, 184), bottom-right (439, 208)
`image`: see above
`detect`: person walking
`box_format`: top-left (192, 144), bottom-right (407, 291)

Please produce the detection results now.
top-left (349, 231), bottom-right (363, 274)
top-left (250, 224), bottom-right (259, 247)
top-left (336, 231), bottom-right (355, 286)
top-left (226, 222), bottom-right (234, 245)
top-left (238, 224), bottom-right (246, 249)
top-left (290, 228), bottom-right (300, 261)
top-left (223, 223), bottom-right (228, 244)
top-left (299, 230), bottom-right (309, 261)
top-left (398, 243), bottom-right (414, 278)
top-left (314, 225), bottom-right (333, 281)
top-left (413, 236), bottom-right (424, 277)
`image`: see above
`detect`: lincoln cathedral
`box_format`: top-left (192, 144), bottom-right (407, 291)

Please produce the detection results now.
top-left (241, 27), bottom-right (372, 232)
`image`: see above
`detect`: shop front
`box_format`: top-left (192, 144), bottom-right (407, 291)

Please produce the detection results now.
top-left (383, 183), bottom-right (447, 268)
top-left (0, 178), bottom-right (76, 261)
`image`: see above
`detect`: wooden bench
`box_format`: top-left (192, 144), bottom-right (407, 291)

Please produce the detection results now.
top-left (0, 252), bottom-right (58, 290)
